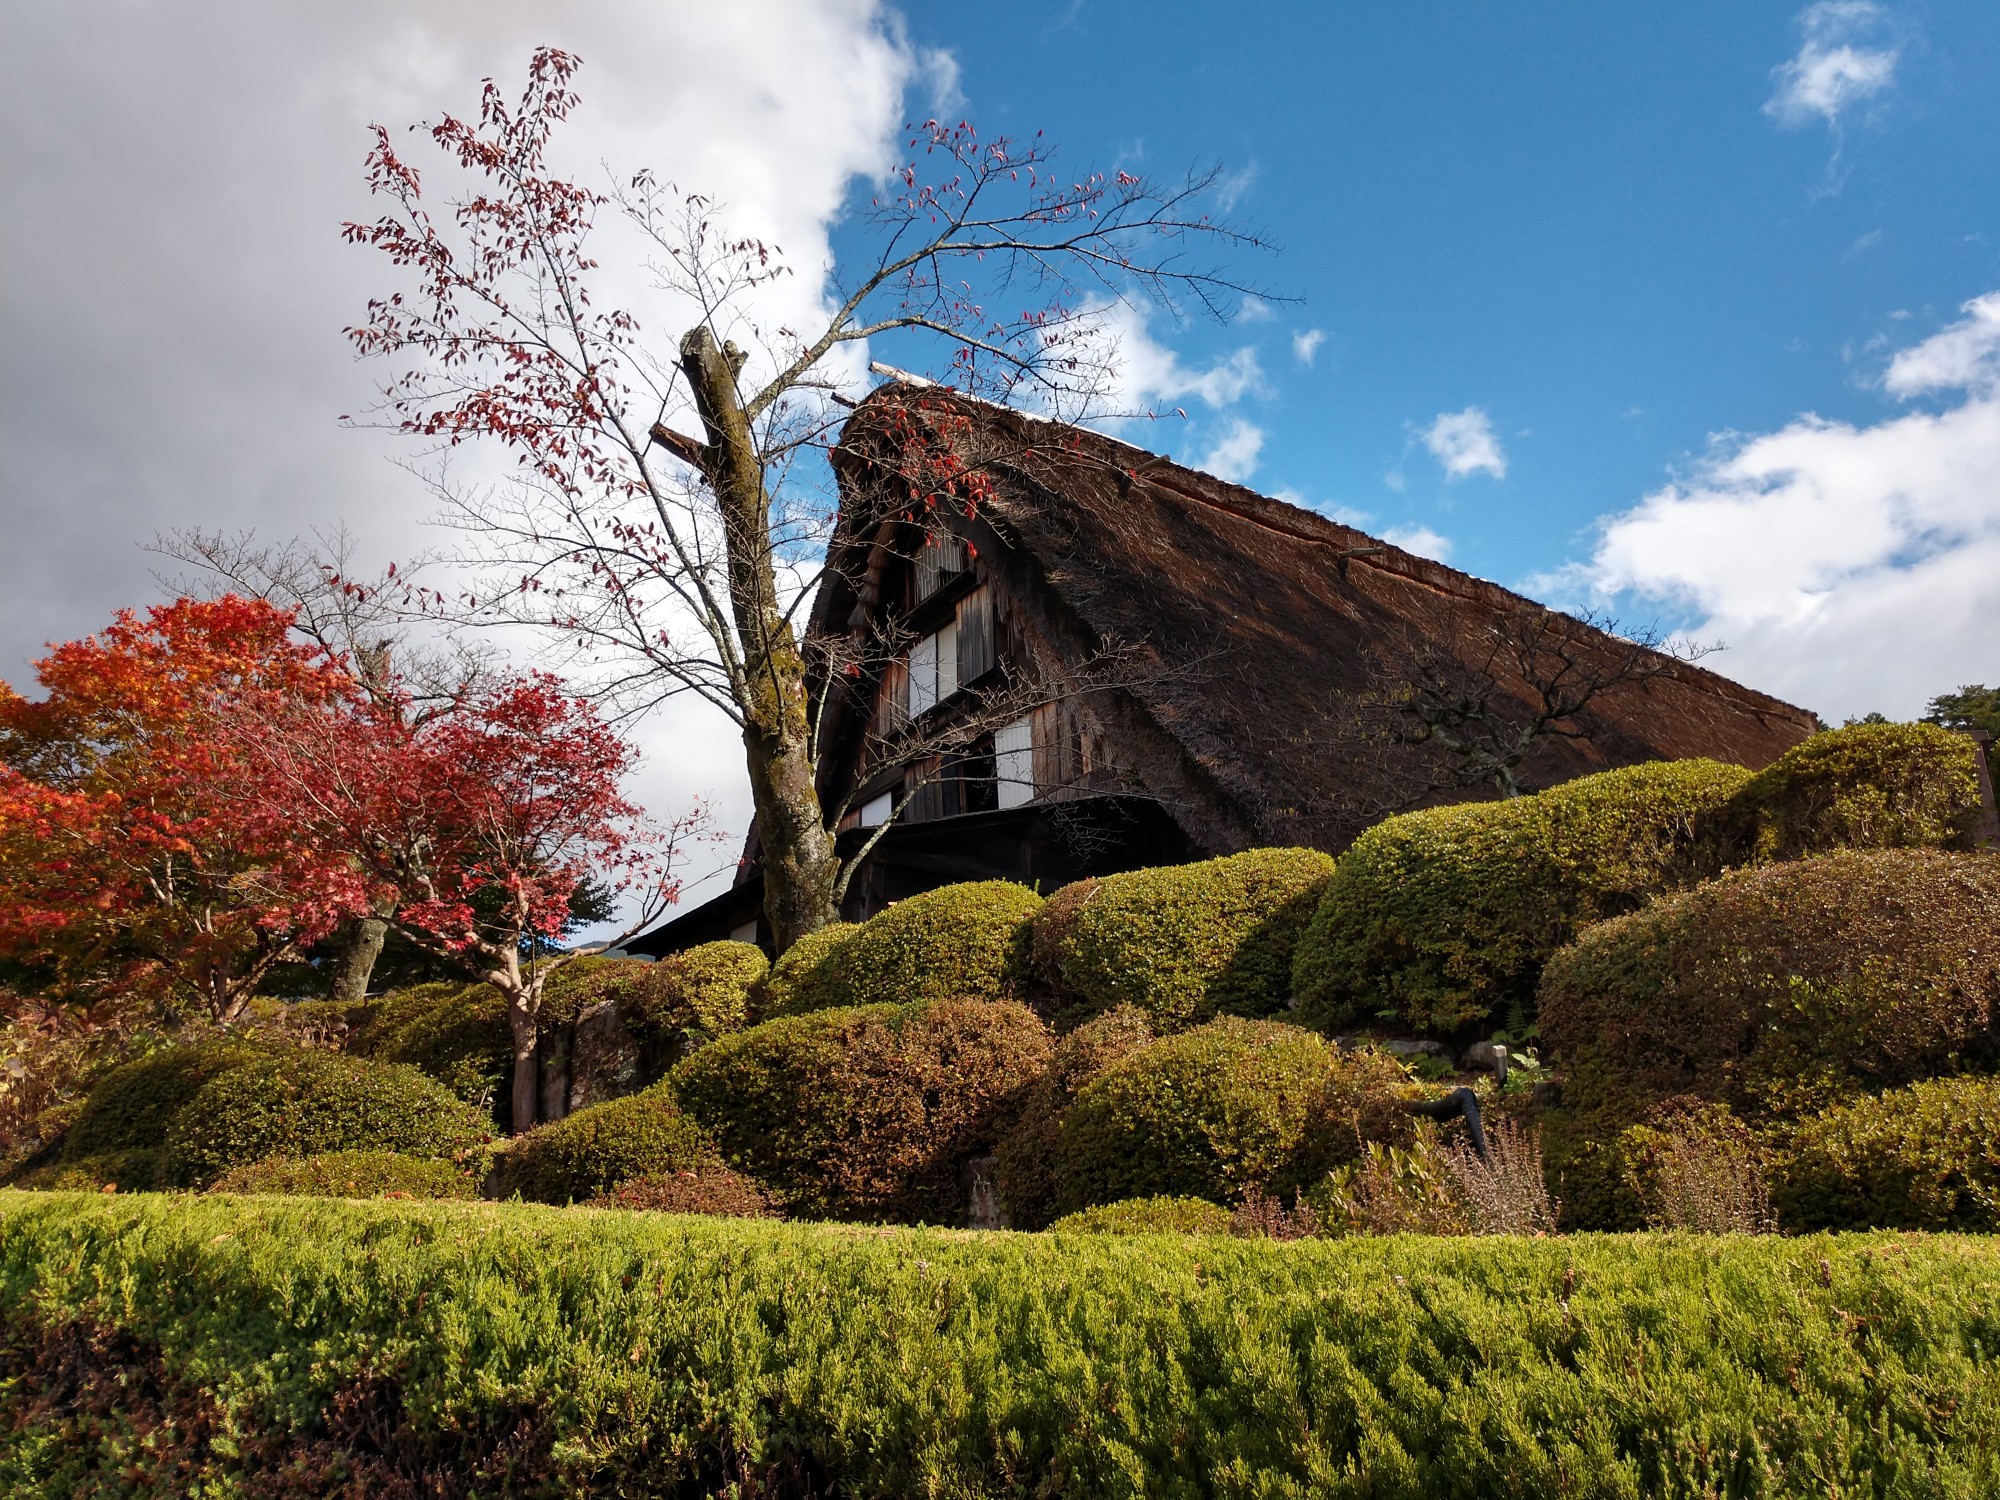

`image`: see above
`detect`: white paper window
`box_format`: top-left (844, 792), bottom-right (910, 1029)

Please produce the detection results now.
top-left (994, 716), bottom-right (1035, 809)
top-left (859, 790), bottom-right (894, 828)
top-left (905, 621), bottom-right (959, 717)
top-left (730, 920), bottom-right (759, 944)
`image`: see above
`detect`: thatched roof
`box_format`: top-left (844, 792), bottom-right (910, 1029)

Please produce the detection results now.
top-left (817, 384), bottom-right (1816, 853)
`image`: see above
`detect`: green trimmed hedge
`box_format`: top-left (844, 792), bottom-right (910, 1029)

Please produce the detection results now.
top-left (60, 1038), bottom-right (261, 1164)
top-left (1292, 759), bottom-right (1752, 1035)
top-left (815, 882), bottom-right (1043, 1009)
top-left (1707, 721), bottom-right (1987, 864)
top-left (370, 984), bottom-right (512, 1109)
top-left (160, 1051), bottom-right (494, 1189)
top-left (992, 1005), bottom-right (1156, 1230)
top-left (587, 1166), bottom-right (781, 1218)
top-left (672, 999), bottom-right (1051, 1222)
top-left (1539, 848), bottom-right (2000, 1228)
top-left (1054, 1018), bottom-right (1409, 1214)
top-left (1047, 1195), bottom-right (1233, 1235)
top-left (752, 921), bottom-right (857, 1019)
top-left (210, 1149), bottom-right (479, 1201)
top-left (3, 1197), bottom-right (1997, 1496)
top-left (495, 1084), bottom-right (713, 1206)
top-left (1032, 848), bottom-right (1336, 1031)
top-left (1777, 1076), bottom-right (2000, 1232)
top-left (626, 940), bottom-right (763, 1067)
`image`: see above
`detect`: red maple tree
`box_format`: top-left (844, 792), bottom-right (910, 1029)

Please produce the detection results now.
top-left (0, 597), bottom-right (365, 1022)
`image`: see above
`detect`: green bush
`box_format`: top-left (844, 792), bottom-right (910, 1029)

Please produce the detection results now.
top-left (61, 1038), bottom-right (261, 1162)
top-left (540, 956), bottom-right (653, 1028)
top-left (340, 981), bottom-right (472, 1057)
top-left (6, 1196), bottom-right (1998, 1496)
top-left (12, 1147), bottom-right (161, 1193)
top-left (1054, 1018), bottom-right (1407, 1213)
top-left (815, 882), bottom-right (1042, 1009)
top-left (587, 1165), bottom-right (781, 1218)
top-left (210, 1149), bottom-right (479, 1201)
top-left (160, 1051), bottom-right (494, 1188)
top-left (627, 941), bottom-right (764, 1067)
top-left (1047, 1195), bottom-right (1234, 1235)
top-left (371, 984), bottom-right (512, 1109)
top-left (1706, 721), bottom-right (1986, 863)
top-left (494, 1083), bottom-right (713, 1206)
top-left (752, 921), bottom-right (857, 1019)
top-left (1032, 848), bottom-right (1336, 1031)
top-left (1292, 759), bottom-right (1751, 1034)
top-left (1539, 848), bottom-right (2000, 1228)
top-left (672, 998), bottom-right (1052, 1222)
top-left (992, 1005), bottom-right (1155, 1230)
top-left (1777, 1076), bottom-right (2000, 1232)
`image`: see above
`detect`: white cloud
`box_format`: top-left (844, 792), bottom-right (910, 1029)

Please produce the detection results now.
top-left (1381, 524), bottom-right (1453, 563)
top-left (1199, 418), bottom-right (1265, 482)
top-left (1291, 328), bottom-right (1327, 367)
top-left (1765, 2), bottom-right (1900, 129)
top-left (1420, 406), bottom-right (1508, 480)
top-left (1090, 301), bottom-right (1267, 412)
top-left (1573, 295), bottom-right (2000, 720)
top-left (1884, 292), bottom-right (2000, 397)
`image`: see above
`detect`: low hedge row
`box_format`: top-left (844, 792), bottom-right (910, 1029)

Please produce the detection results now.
top-left (3, 1196), bottom-right (1997, 1497)
top-left (495, 1084), bottom-right (714, 1206)
top-left (210, 1149), bottom-right (480, 1201)
top-left (1047, 1196), bottom-right (1234, 1235)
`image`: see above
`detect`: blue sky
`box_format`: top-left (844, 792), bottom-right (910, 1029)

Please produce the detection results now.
top-left (3, 1), bottom-right (1996, 882)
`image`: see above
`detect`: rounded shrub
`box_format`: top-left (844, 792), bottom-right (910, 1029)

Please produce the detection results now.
top-left (540, 955), bottom-right (653, 1028)
top-left (372, 984), bottom-right (511, 1109)
top-left (63, 1038), bottom-right (261, 1161)
top-left (1706, 721), bottom-right (1986, 864)
top-left (993, 1005), bottom-right (1156, 1230)
top-left (17, 1147), bottom-right (162, 1193)
top-left (816, 882), bottom-right (1042, 1009)
top-left (587, 1165), bottom-right (781, 1218)
top-left (627, 941), bottom-right (764, 1066)
top-left (1032, 848), bottom-right (1336, 1032)
top-left (161, 1051), bottom-right (494, 1188)
top-left (1292, 759), bottom-right (1752, 1036)
top-left (1776, 1076), bottom-right (2000, 1232)
top-left (672, 998), bottom-right (1052, 1222)
top-left (1053, 1018), bottom-right (1407, 1214)
top-left (210, 1149), bottom-right (479, 1200)
top-left (753, 922), bottom-right (858, 1019)
top-left (1539, 848), bottom-right (2000, 1227)
top-left (1048, 1196), bottom-right (1233, 1235)
top-left (342, 981), bottom-right (473, 1057)
top-left (496, 1083), bottom-right (714, 1205)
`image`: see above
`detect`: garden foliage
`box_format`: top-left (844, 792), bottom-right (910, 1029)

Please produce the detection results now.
top-left (161, 1050), bottom-right (493, 1188)
top-left (992, 1005), bottom-right (1155, 1230)
top-left (752, 921), bottom-right (857, 1019)
top-left (210, 1149), bottom-right (479, 1200)
top-left (1046, 1195), bottom-right (1233, 1235)
top-left (1031, 848), bottom-right (1336, 1031)
top-left (672, 998), bottom-right (1051, 1222)
top-left (587, 1166), bottom-right (781, 1218)
top-left (1291, 759), bottom-right (1751, 1034)
top-left (625, 940), bottom-right (763, 1067)
top-left (495, 1083), bottom-right (712, 1206)
top-left (3, 1195), bottom-right (1996, 1497)
top-left (802, 882), bottom-right (1042, 1011)
top-left (1777, 1075), bottom-right (2000, 1232)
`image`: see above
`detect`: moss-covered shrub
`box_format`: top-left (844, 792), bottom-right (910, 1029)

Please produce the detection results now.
top-left (62, 1039), bottom-right (261, 1162)
top-left (371, 985), bottom-right (512, 1109)
top-left (1706, 721), bottom-right (1986, 864)
top-left (672, 998), bottom-right (1052, 1222)
top-left (161, 1051), bottom-right (494, 1188)
top-left (587, 1166), bottom-right (781, 1218)
top-left (540, 956), bottom-right (653, 1029)
top-left (992, 1005), bottom-right (1156, 1230)
top-left (495, 1083), bottom-right (714, 1206)
top-left (1032, 849), bottom-right (1336, 1032)
top-left (627, 941), bottom-right (764, 1068)
top-left (812, 883), bottom-right (1043, 1011)
top-left (1054, 1018), bottom-right (1407, 1214)
top-left (1539, 848), bottom-right (2000, 1228)
top-left (752, 922), bottom-right (857, 1019)
top-left (1292, 759), bottom-right (1751, 1035)
top-left (210, 1149), bottom-right (479, 1200)
top-left (1047, 1195), bottom-right (1233, 1235)
top-left (1777, 1076), bottom-right (2000, 1232)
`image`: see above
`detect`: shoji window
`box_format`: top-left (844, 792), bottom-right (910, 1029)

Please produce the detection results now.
top-left (906, 619), bottom-right (958, 716)
top-left (994, 716), bottom-right (1035, 809)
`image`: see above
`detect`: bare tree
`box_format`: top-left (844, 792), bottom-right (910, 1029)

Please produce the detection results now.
top-left (1358, 603), bottom-right (1721, 802)
top-left (152, 524), bottom-right (496, 998)
top-left (342, 49), bottom-right (1273, 948)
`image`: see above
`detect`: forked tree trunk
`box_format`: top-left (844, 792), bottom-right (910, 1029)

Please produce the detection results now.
top-left (679, 326), bottom-right (841, 950)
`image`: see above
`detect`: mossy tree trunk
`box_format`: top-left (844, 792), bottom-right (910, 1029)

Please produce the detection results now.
top-left (679, 327), bottom-right (840, 951)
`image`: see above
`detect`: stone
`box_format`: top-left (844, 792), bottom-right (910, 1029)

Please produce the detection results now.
top-left (567, 998), bottom-right (644, 1113)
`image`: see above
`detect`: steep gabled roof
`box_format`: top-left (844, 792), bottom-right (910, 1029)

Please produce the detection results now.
top-left (817, 384), bottom-right (1816, 851)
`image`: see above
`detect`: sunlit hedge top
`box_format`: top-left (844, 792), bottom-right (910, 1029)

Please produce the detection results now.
top-left (813, 881), bottom-right (1043, 1010)
top-left (1291, 758), bottom-right (1752, 1034)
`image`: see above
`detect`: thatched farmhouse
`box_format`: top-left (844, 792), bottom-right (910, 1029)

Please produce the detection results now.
top-left (633, 384), bottom-right (1815, 953)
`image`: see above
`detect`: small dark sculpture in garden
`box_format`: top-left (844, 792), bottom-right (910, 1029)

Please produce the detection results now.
top-left (1410, 1087), bottom-right (1488, 1161)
